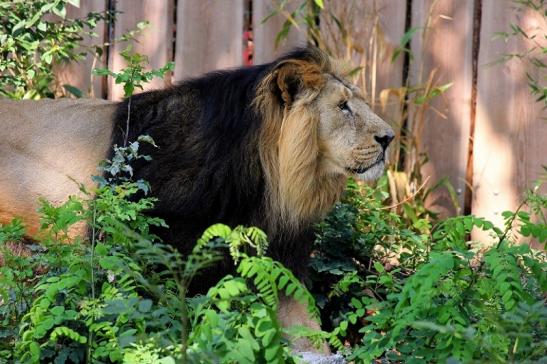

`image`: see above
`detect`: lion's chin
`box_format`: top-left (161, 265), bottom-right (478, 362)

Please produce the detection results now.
top-left (354, 160), bottom-right (385, 181)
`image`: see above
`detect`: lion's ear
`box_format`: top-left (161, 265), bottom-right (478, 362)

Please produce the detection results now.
top-left (268, 60), bottom-right (324, 106)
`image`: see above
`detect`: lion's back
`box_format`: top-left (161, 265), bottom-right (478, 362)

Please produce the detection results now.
top-left (0, 98), bottom-right (116, 236)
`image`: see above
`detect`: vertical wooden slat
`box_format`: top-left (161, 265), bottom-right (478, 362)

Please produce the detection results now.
top-left (409, 0), bottom-right (474, 216)
top-left (55, 1), bottom-right (108, 98)
top-left (252, 0), bottom-right (307, 64)
top-left (472, 0), bottom-right (547, 242)
top-left (109, 0), bottom-right (174, 100)
top-left (174, 0), bottom-right (244, 80)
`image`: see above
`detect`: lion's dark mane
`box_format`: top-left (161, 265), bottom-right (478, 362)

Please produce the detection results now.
top-left (110, 49), bottom-right (324, 280)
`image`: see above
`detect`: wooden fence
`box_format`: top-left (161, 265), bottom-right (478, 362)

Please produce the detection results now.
top-left (61, 0), bottom-right (546, 241)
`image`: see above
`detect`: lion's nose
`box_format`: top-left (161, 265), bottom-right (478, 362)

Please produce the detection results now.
top-left (374, 132), bottom-right (395, 151)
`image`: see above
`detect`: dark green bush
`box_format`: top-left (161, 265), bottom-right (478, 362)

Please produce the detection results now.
top-left (0, 0), bottom-right (109, 99)
top-left (310, 178), bottom-right (546, 363)
top-left (0, 140), bottom-right (314, 364)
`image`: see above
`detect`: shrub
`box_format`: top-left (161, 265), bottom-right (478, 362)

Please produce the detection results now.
top-left (311, 178), bottom-right (546, 363)
top-left (0, 140), bottom-right (315, 363)
top-left (0, 0), bottom-right (109, 99)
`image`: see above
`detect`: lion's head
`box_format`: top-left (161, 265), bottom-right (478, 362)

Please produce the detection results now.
top-left (255, 48), bottom-right (394, 233)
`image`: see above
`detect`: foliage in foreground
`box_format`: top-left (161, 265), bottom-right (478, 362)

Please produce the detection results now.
top-left (0, 0), bottom-right (109, 99)
top-left (1, 1), bottom-right (545, 362)
top-left (0, 187), bottom-right (315, 363)
top-left (0, 136), bottom-right (317, 363)
top-left (0, 172), bottom-right (545, 363)
top-left (311, 177), bottom-right (546, 363)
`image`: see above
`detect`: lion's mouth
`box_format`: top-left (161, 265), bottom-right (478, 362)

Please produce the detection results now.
top-left (347, 154), bottom-right (385, 175)
top-left (348, 166), bottom-right (370, 174)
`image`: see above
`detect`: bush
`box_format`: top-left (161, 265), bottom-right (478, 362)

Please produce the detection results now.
top-left (0, 140), bottom-right (317, 364)
top-left (1, 167), bottom-right (544, 363)
top-left (0, 0), bottom-right (108, 99)
top-left (311, 178), bottom-right (546, 363)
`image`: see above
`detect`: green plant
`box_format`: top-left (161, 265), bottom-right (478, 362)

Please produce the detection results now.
top-left (0, 192), bottom-right (321, 363)
top-left (312, 180), bottom-right (546, 363)
top-left (93, 45), bottom-right (174, 146)
top-left (0, 0), bottom-right (109, 99)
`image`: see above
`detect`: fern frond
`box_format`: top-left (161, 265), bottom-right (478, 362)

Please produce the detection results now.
top-left (195, 223), bottom-right (232, 251)
top-left (237, 256), bottom-right (320, 321)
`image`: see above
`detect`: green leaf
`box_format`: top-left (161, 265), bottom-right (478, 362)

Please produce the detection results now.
top-left (63, 84), bottom-right (83, 98)
top-left (94, 243), bottom-right (109, 256)
top-left (123, 83), bottom-right (135, 97)
top-left (138, 299), bottom-right (152, 313)
top-left (93, 67), bottom-right (112, 76)
top-left (52, 3), bottom-right (67, 18)
top-left (373, 261), bottom-right (385, 273)
top-left (401, 27), bottom-right (421, 47)
top-left (99, 256), bottom-right (124, 271)
top-left (275, 19), bottom-right (292, 47)
top-left (351, 297), bottom-right (363, 309)
top-left (12, 20), bottom-right (27, 34)
top-left (50, 306), bottom-right (65, 316)
top-left (29, 342), bottom-right (40, 362)
top-left (237, 339), bottom-right (255, 362)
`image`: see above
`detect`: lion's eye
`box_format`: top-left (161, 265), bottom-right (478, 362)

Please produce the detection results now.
top-left (339, 101), bottom-right (351, 114)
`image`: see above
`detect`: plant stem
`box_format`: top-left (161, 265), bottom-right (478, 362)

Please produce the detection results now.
top-left (123, 67), bottom-right (137, 147)
top-left (124, 96), bottom-right (132, 147)
top-left (87, 205), bottom-right (97, 363)
top-left (178, 275), bottom-right (188, 364)
top-left (497, 199), bottom-right (527, 249)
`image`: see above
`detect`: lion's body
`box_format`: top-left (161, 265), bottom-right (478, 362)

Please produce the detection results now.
top-left (110, 60), bottom-right (341, 277)
top-left (0, 98), bottom-right (115, 236)
top-left (0, 48), bottom-right (393, 280)
top-left (0, 48), bottom-right (394, 352)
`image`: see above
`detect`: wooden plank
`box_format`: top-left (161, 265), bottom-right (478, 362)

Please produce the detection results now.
top-left (472, 0), bottom-right (547, 242)
top-left (108, 0), bottom-right (174, 100)
top-left (252, 0), bottom-right (307, 64)
top-left (54, 1), bottom-right (108, 98)
top-left (174, 0), bottom-right (244, 80)
top-left (374, 1), bottom-right (407, 99)
top-left (409, 0), bottom-right (474, 216)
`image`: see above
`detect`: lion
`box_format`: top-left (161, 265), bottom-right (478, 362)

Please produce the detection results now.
top-left (0, 47), bottom-right (393, 353)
